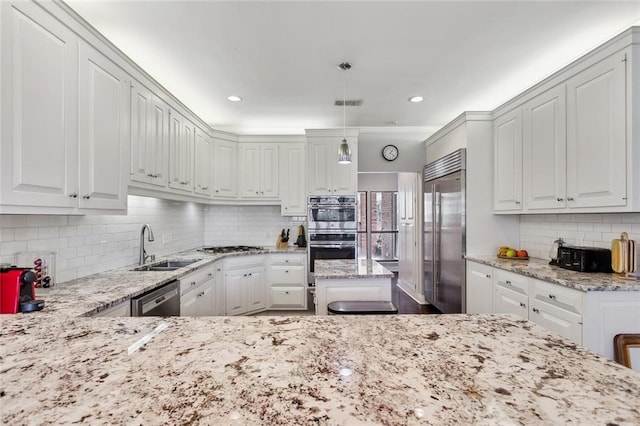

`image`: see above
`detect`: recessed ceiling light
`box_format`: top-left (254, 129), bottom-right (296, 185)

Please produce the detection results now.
top-left (408, 96), bottom-right (425, 103)
top-left (227, 95), bottom-right (243, 102)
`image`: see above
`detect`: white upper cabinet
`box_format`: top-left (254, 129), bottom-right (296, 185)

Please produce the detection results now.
top-left (566, 51), bottom-right (627, 209)
top-left (280, 143), bottom-right (307, 216)
top-left (194, 130), bottom-right (212, 197)
top-left (77, 42), bottom-right (130, 211)
top-left (306, 131), bottom-right (358, 196)
top-left (212, 137), bottom-right (238, 199)
top-left (522, 85), bottom-right (567, 210)
top-left (238, 143), bottom-right (279, 199)
top-left (168, 110), bottom-right (195, 193)
top-left (0, 1), bottom-right (78, 211)
top-left (130, 81), bottom-right (169, 188)
top-left (0, 2), bottom-right (128, 214)
top-left (493, 109), bottom-right (523, 212)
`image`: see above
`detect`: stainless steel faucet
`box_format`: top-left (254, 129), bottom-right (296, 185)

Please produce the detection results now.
top-left (139, 224), bottom-right (155, 265)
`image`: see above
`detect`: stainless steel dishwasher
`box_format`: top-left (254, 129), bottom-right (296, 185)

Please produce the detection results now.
top-left (131, 280), bottom-right (180, 316)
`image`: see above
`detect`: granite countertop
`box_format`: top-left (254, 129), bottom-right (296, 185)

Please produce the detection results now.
top-left (37, 245), bottom-right (307, 317)
top-left (2, 313), bottom-right (640, 424)
top-left (314, 259), bottom-right (394, 280)
top-left (467, 255), bottom-right (640, 292)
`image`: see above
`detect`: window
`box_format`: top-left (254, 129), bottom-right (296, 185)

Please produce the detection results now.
top-left (357, 191), bottom-right (398, 260)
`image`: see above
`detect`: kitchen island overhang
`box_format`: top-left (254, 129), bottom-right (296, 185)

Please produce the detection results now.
top-left (2, 313), bottom-right (640, 425)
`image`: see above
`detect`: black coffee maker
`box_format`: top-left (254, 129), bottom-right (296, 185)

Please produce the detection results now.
top-left (0, 266), bottom-right (44, 314)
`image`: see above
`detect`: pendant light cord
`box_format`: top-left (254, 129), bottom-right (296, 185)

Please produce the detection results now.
top-left (343, 81), bottom-right (346, 139)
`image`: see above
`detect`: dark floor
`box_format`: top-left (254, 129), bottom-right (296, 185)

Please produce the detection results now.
top-left (391, 273), bottom-right (441, 314)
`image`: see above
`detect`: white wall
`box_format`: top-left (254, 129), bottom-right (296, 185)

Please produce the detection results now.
top-left (358, 128), bottom-right (435, 173)
top-left (204, 205), bottom-right (305, 247)
top-left (520, 213), bottom-right (640, 260)
top-left (0, 196), bottom-right (205, 283)
top-left (358, 173), bottom-right (398, 192)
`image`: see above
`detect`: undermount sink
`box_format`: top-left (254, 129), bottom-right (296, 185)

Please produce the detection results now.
top-left (132, 259), bottom-right (199, 272)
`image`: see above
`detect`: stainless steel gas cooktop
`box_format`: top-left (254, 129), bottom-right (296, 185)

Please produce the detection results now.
top-left (198, 246), bottom-right (263, 254)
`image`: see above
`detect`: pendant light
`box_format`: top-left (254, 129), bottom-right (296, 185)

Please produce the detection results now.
top-left (337, 62), bottom-right (352, 164)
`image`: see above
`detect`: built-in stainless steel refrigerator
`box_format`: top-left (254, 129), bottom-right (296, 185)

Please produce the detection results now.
top-left (423, 149), bottom-right (466, 314)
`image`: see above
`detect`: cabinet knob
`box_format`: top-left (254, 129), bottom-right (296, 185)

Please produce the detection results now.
top-left (515, 201), bottom-right (521, 205)
top-left (485, 274), bottom-right (491, 278)
top-left (208, 273), bottom-right (213, 277)
top-left (532, 307), bottom-right (540, 313)
top-left (147, 173), bottom-right (154, 177)
top-left (191, 281), bottom-right (196, 286)
top-left (567, 197), bottom-right (574, 201)
top-left (285, 291), bottom-right (289, 295)
top-left (548, 294), bottom-right (556, 300)
top-left (202, 186), bottom-right (209, 190)
top-left (82, 195), bottom-right (90, 199)
top-left (557, 197), bottom-right (564, 202)
top-left (215, 190), bottom-right (219, 193)
top-left (69, 193), bottom-right (78, 198)
top-left (285, 270), bottom-right (289, 273)
top-left (256, 191), bottom-right (259, 195)
top-left (506, 280), bottom-right (511, 284)
top-left (519, 302), bottom-right (526, 308)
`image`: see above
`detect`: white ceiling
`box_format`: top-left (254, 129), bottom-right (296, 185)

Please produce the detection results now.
top-left (65, 0), bottom-right (640, 137)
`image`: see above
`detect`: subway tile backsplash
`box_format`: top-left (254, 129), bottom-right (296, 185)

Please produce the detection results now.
top-left (0, 196), bottom-right (205, 283)
top-left (520, 213), bottom-right (640, 260)
top-left (204, 205), bottom-right (305, 247)
top-left (0, 198), bottom-right (305, 284)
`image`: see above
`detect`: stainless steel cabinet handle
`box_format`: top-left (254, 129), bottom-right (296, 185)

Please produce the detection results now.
top-left (532, 307), bottom-right (540, 313)
top-left (69, 193), bottom-right (78, 198)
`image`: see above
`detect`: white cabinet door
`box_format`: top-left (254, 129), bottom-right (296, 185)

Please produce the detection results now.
top-left (494, 284), bottom-right (529, 319)
top-left (212, 138), bottom-right (238, 199)
top-left (523, 85), bottom-right (567, 210)
top-left (180, 287), bottom-right (200, 316)
top-left (466, 262), bottom-right (493, 314)
top-left (168, 110), bottom-right (194, 193)
top-left (280, 143), bottom-right (307, 216)
top-left (239, 144), bottom-right (261, 197)
top-left (194, 130), bottom-right (212, 196)
top-left (493, 109), bottom-right (523, 212)
top-left (260, 144), bottom-right (279, 198)
top-left (566, 51), bottom-right (627, 209)
top-left (307, 139), bottom-right (357, 195)
top-left (130, 81), bottom-right (168, 188)
top-left (246, 266), bottom-right (267, 313)
top-left (77, 42), bottom-right (129, 211)
top-left (0, 2), bottom-right (78, 209)
top-left (224, 269), bottom-right (245, 316)
top-left (196, 280), bottom-right (215, 316)
top-left (529, 298), bottom-right (583, 344)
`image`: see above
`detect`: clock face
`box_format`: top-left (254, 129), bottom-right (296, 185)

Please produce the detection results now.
top-left (382, 144), bottom-right (399, 161)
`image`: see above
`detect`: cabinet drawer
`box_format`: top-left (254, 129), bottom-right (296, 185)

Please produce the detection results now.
top-left (494, 268), bottom-right (528, 295)
top-left (530, 298), bottom-right (583, 344)
top-left (530, 278), bottom-right (583, 315)
top-left (269, 264), bottom-right (305, 284)
top-left (225, 255), bottom-right (266, 270)
top-left (270, 253), bottom-right (305, 266)
top-left (270, 287), bottom-right (305, 308)
top-left (180, 266), bottom-right (215, 295)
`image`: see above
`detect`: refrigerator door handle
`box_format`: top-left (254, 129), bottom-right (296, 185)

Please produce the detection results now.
top-left (433, 187), bottom-right (441, 303)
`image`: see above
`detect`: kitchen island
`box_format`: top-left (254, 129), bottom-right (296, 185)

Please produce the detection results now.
top-left (2, 312), bottom-right (640, 424)
top-left (313, 259), bottom-right (394, 315)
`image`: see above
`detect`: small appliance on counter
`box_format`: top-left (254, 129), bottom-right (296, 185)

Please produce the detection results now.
top-left (548, 238), bottom-right (565, 265)
top-left (611, 232), bottom-right (638, 278)
top-left (15, 251), bottom-right (56, 288)
top-left (554, 246), bottom-right (613, 273)
top-left (0, 266), bottom-right (45, 314)
top-left (294, 225), bottom-right (307, 248)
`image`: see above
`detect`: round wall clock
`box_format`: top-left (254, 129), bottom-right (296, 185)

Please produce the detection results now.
top-left (382, 144), bottom-right (399, 162)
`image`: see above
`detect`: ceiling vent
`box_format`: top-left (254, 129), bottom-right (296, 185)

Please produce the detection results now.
top-left (335, 100), bottom-right (363, 107)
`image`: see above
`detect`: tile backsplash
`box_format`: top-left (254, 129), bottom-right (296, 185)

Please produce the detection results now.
top-left (520, 213), bottom-right (640, 260)
top-left (0, 196), bottom-right (205, 283)
top-left (204, 205), bottom-right (305, 247)
top-left (0, 198), bottom-right (305, 284)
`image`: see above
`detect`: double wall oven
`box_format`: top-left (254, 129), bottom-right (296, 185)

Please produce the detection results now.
top-left (307, 195), bottom-right (357, 284)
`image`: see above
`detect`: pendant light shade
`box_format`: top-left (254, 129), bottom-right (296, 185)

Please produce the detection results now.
top-left (337, 62), bottom-right (352, 164)
top-left (338, 138), bottom-right (351, 164)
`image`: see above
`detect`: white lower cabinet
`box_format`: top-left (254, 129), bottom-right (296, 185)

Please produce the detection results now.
top-left (224, 257), bottom-right (267, 316)
top-left (179, 264), bottom-right (217, 316)
top-left (467, 260), bottom-right (640, 361)
top-left (267, 253), bottom-right (307, 310)
top-left (465, 262), bottom-right (494, 314)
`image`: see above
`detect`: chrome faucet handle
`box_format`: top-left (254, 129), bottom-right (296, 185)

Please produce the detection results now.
top-left (146, 254), bottom-right (156, 263)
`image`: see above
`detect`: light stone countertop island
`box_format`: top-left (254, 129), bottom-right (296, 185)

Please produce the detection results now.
top-left (1, 250), bottom-right (640, 424)
top-left (313, 259), bottom-right (394, 315)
